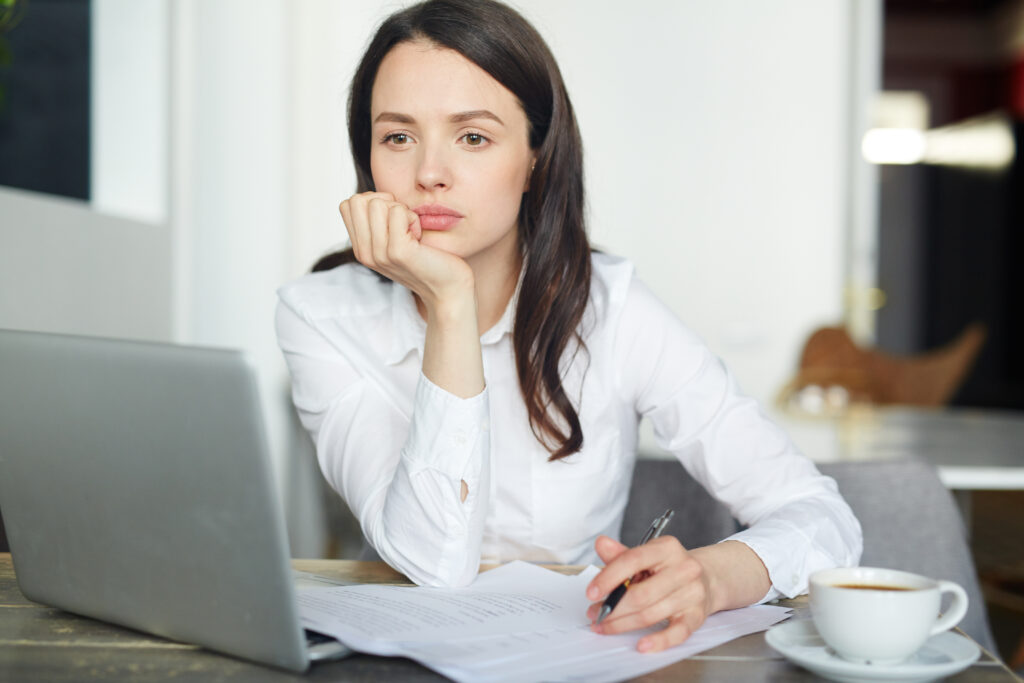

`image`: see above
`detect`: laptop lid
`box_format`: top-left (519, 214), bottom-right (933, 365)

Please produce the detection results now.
top-left (0, 329), bottom-right (310, 672)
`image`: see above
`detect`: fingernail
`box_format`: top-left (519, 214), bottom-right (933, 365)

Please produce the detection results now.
top-left (637, 639), bottom-right (652, 653)
top-left (587, 585), bottom-right (598, 600)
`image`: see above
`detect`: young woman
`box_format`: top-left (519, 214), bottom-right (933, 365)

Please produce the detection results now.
top-left (276, 0), bottom-right (861, 653)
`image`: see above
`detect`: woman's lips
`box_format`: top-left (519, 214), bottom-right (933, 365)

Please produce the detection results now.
top-left (414, 204), bottom-right (463, 231)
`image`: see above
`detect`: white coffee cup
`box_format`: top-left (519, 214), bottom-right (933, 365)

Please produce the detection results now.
top-left (809, 567), bottom-right (969, 665)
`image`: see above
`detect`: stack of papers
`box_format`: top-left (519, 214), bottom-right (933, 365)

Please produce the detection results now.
top-left (297, 561), bottom-right (790, 682)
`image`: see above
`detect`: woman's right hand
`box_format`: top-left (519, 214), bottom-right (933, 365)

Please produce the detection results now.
top-left (342, 192), bottom-right (484, 400)
top-left (339, 192), bottom-right (475, 309)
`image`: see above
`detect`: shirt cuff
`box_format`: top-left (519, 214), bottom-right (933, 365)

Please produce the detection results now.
top-left (725, 520), bottom-right (819, 601)
top-left (402, 372), bottom-right (489, 484)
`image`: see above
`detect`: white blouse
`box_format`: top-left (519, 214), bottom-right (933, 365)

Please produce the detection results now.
top-left (276, 252), bottom-right (862, 596)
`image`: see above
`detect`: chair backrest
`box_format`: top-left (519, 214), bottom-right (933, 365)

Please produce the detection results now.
top-left (620, 460), bottom-right (738, 550)
top-left (622, 458), bottom-right (995, 652)
top-left (779, 323), bottom-right (987, 408)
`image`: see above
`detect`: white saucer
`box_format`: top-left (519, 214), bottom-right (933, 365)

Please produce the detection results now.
top-left (765, 619), bottom-right (981, 683)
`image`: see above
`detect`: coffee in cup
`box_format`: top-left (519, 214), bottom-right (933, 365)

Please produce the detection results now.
top-left (809, 567), bottom-right (969, 665)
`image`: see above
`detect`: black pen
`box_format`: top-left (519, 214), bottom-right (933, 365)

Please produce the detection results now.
top-left (596, 508), bottom-right (675, 624)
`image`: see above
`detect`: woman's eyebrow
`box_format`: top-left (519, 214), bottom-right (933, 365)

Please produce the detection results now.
top-left (373, 110), bottom-right (505, 126)
top-left (448, 110), bottom-right (505, 126)
top-left (374, 112), bottom-right (416, 124)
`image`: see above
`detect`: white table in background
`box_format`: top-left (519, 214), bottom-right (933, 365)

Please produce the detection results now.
top-left (770, 406), bottom-right (1024, 491)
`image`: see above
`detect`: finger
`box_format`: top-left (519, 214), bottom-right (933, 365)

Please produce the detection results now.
top-left (595, 565), bottom-right (705, 635)
top-left (406, 209), bottom-right (422, 240)
top-left (592, 562), bottom-right (686, 627)
top-left (339, 199), bottom-right (356, 251)
top-left (594, 535), bottom-right (628, 564)
top-left (366, 197), bottom-right (393, 266)
top-left (345, 192), bottom-right (396, 259)
top-left (637, 613), bottom-right (704, 654)
top-left (355, 190), bottom-right (396, 203)
top-left (587, 536), bottom-right (684, 601)
top-left (595, 596), bottom-right (677, 638)
top-left (586, 536), bottom-right (629, 601)
top-left (344, 195), bottom-right (375, 264)
top-left (588, 542), bottom-right (647, 601)
top-left (385, 203), bottom-right (414, 262)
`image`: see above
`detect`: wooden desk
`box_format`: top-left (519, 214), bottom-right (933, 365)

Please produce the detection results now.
top-left (0, 555), bottom-right (1016, 681)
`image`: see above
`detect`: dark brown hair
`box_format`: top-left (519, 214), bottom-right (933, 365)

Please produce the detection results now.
top-left (314, 0), bottom-right (591, 460)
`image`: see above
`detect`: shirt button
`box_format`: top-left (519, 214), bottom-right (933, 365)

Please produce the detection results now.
top-left (454, 433), bottom-right (467, 446)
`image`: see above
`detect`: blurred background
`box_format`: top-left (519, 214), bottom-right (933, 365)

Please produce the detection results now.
top-left (1, 0), bottom-right (1022, 666)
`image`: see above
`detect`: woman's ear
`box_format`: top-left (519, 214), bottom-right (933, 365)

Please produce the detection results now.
top-left (524, 156), bottom-right (538, 192)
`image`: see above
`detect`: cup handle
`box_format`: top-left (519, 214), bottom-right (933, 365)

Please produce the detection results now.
top-left (930, 581), bottom-right (969, 636)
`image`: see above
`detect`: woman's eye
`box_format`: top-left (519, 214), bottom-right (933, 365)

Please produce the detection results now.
top-left (462, 133), bottom-right (488, 147)
top-left (383, 133), bottom-right (410, 145)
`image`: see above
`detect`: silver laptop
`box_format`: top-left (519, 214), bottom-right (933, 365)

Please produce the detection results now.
top-left (0, 329), bottom-right (350, 672)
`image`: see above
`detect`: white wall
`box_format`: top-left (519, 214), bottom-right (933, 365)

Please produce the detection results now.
top-left (91, 0), bottom-right (168, 224)
top-left (0, 186), bottom-right (173, 341)
top-left (289, 0), bottom-right (880, 407)
top-left (1, 0), bottom-right (172, 340)
top-left (169, 0), bottom-right (302, 546)
top-left (288, 1), bottom-right (386, 279)
top-left (543, 0), bottom-right (851, 404)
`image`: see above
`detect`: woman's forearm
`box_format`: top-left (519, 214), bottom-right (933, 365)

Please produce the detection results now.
top-left (690, 540), bottom-right (772, 613)
top-left (421, 284), bottom-right (485, 401)
top-left (420, 281), bottom-right (485, 503)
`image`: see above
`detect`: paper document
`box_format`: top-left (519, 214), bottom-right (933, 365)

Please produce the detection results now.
top-left (291, 569), bottom-right (354, 590)
top-left (298, 561), bottom-right (598, 646)
top-left (297, 560), bottom-right (790, 682)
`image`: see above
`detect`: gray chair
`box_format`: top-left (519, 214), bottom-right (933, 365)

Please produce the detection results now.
top-left (621, 457), bottom-right (996, 653)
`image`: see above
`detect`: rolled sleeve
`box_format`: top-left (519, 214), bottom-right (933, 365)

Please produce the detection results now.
top-left (376, 373), bottom-right (492, 587)
top-left (403, 372), bottom-right (489, 485)
top-left (727, 494), bottom-right (863, 600)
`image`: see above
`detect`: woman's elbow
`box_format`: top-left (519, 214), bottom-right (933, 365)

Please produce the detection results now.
top-left (374, 539), bottom-right (480, 588)
top-left (412, 565), bottom-right (478, 588)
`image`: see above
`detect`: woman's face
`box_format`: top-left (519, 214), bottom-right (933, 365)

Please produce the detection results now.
top-left (369, 40), bottom-right (535, 270)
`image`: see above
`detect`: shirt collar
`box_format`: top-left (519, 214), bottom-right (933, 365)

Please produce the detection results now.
top-left (383, 267), bottom-right (524, 366)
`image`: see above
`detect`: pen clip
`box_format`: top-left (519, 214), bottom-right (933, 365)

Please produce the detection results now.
top-left (639, 508), bottom-right (674, 545)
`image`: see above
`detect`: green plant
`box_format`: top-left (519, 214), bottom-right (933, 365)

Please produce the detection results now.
top-left (0, 0), bottom-right (26, 111)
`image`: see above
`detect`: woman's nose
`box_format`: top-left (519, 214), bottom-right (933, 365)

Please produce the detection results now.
top-left (415, 148), bottom-right (451, 191)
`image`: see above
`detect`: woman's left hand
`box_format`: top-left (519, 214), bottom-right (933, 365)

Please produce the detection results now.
top-left (585, 534), bottom-right (714, 653)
